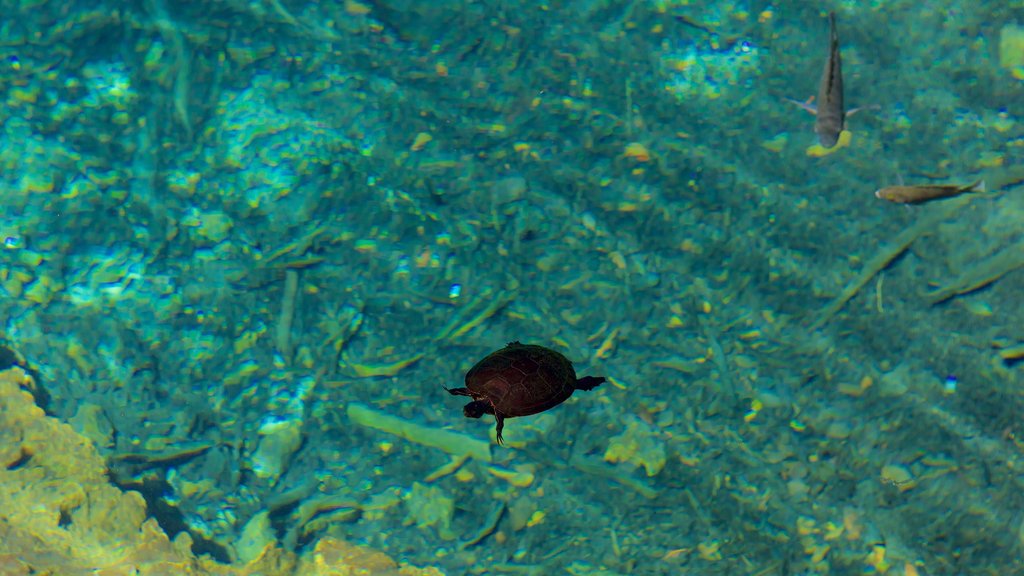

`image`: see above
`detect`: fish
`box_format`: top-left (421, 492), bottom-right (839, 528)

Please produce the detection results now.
top-left (874, 179), bottom-right (986, 204)
top-left (786, 12), bottom-right (850, 148)
top-left (814, 12), bottom-right (845, 147)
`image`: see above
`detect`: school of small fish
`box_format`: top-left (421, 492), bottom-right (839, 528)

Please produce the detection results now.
top-left (788, 12), bottom-right (986, 204)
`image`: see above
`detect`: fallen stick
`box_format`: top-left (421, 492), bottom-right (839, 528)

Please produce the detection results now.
top-left (810, 196), bottom-right (968, 330)
top-left (275, 269), bottom-right (299, 363)
top-left (925, 242), bottom-right (1024, 303)
top-left (347, 402), bottom-right (492, 462)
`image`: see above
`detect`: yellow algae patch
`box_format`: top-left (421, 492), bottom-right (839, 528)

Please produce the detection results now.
top-left (843, 507), bottom-right (863, 541)
top-left (182, 210), bottom-right (234, 245)
top-left (404, 482), bottom-right (456, 540)
top-left (223, 359), bottom-right (260, 388)
top-left (21, 172), bottom-right (54, 193)
top-left (999, 24), bottom-right (1024, 69)
top-left (526, 510), bottom-right (546, 527)
top-left (23, 274), bottom-right (59, 305)
top-left (410, 132), bottom-right (433, 151)
top-left (234, 326), bottom-right (266, 354)
top-left (347, 402), bottom-right (491, 462)
top-left (761, 132), bottom-right (788, 153)
top-left (68, 403), bottom-right (114, 448)
top-left (17, 249), bottom-right (44, 267)
top-left (806, 130), bottom-right (852, 157)
top-left (697, 539), bottom-right (723, 561)
top-left (603, 418), bottom-right (666, 477)
top-left (10, 86), bottom-right (39, 104)
top-left (344, 0), bottom-right (372, 15)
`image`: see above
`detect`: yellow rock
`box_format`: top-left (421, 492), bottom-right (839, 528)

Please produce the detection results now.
top-left (18, 250), bottom-right (44, 267)
top-left (23, 276), bottom-right (53, 305)
top-left (251, 418), bottom-right (304, 482)
top-left (10, 86), bottom-right (38, 103)
top-left (68, 403), bottom-right (114, 448)
top-left (761, 132), bottom-right (788, 153)
top-left (0, 366), bottom-right (200, 574)
top-left (0, 366), bottom-right (448, 575)
top-left (235, 511), bottom-right (275, 564)
top-left (964, 300), bottom-right (993, 317)
top-left (881, 463), bottom-right (915, 491)
top-left (825, 420), bottom-right (852, 439)
top-left (3, 277), bottom-right (23, 298)
top-left (999, 24), bottom-right (1024, 68)
top-left (192, 211), bottom-right (234, 244)
top-left (297, 537), bottom-right (445, 576)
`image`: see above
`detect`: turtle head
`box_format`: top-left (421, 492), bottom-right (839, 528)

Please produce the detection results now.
top-left (463, 400), bottom-right (492, 419)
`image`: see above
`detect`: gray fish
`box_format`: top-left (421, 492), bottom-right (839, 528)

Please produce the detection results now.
top-left (786, 12), bottom-right (855, 148)
top-left (814, 12), bottom-right (844, 148)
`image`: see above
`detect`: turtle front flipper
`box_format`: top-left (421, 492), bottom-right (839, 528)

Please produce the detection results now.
top-left (575, 376), bottom-right (605, 391)
top-left (463, 400), bottom-right (493, 419)
top-left (445, 387), bottom-right (472, 397)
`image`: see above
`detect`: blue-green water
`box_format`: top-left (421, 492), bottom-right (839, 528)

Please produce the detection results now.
top-left (1, 1), bottom-right (1023, 574)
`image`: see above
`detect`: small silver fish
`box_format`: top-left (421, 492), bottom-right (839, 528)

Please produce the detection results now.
top-left (875, 179), bottom-right (986, 204)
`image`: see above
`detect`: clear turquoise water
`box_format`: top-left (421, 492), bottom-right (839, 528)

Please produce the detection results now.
top-left (1, 1), bottom-right (1023, 574)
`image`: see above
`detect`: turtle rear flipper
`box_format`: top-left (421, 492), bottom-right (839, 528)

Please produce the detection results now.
top-left (495, 415), bottom-right (505, 445)
top-left (575, 376), bottom-right (605, 391)
top-left (445, 387), bottom-right (472, 396)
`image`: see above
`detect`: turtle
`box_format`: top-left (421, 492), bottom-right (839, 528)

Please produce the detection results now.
top-left (445, 341), bottom-right (605, 444)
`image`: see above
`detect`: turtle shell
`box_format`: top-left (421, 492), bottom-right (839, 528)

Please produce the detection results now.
top-left (464, 342), bottom-right (576, 418)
